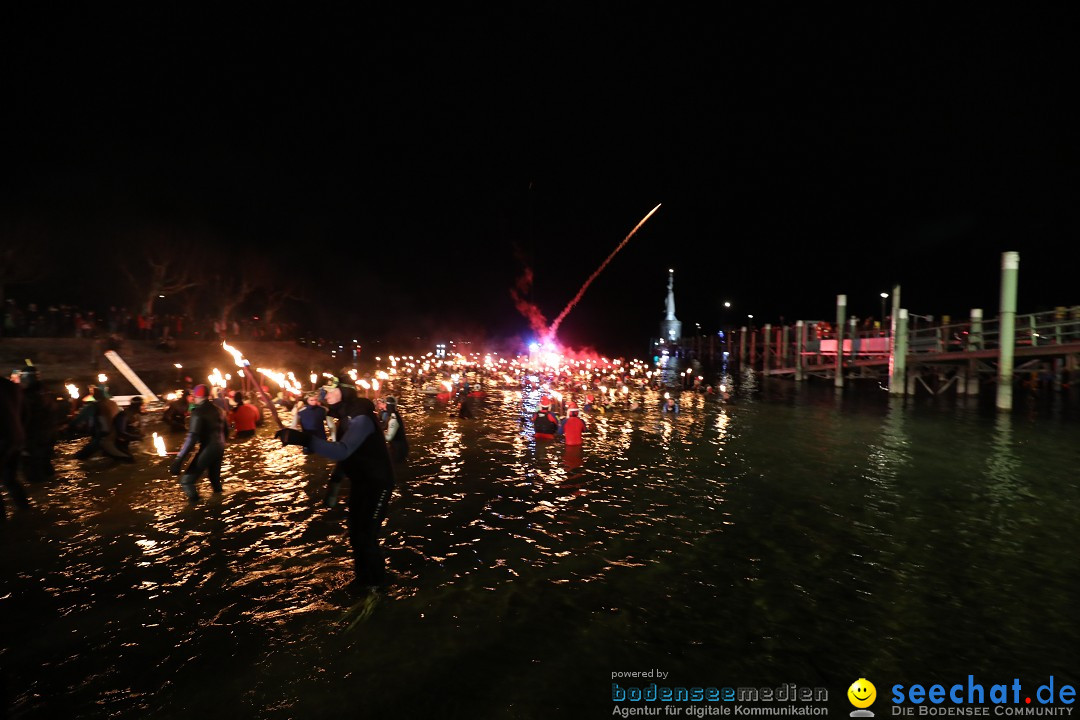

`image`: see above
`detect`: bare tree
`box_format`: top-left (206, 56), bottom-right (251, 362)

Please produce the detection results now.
top-left (119, 232), bottom-right (202, 317)
top-left (212, 265), bottom-right (256, 331)
top-left (247, 258), bottom-right (306, 327)
top-left (0, 223), bottom-right (48, 336)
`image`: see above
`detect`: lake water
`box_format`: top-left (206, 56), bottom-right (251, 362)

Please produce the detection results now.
top-left (2, 369), bottom-right (1078, 718)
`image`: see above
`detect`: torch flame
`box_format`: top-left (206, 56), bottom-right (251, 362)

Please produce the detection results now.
top-left (66, 383), bottom-right (80, 400)
top-left (222, 341), bottom-right (248, 368)
top-left (256, 368), bottom-right (303, 395)
top-left (152, 432), bottom-right (167, 457)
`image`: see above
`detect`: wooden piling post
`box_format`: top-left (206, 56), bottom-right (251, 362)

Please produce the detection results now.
top-left (849, 316), bottom-right (859, 360)
top-left (996, 252), bottom-right (1019, 411)
top-left (892, 308), bottom-right (908, 396)
top-left (835, 295), bottom-right (846, 389)
top-left (763, 323), bottom-right (772, 371)
top-left (795, 320), bottom-right (805, 382)
top-left (969, 308), bottom-right (983, 351)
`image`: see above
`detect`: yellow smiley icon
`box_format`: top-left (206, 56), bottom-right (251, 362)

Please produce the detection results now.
top-left (848, 678), bottom-right (876, 708)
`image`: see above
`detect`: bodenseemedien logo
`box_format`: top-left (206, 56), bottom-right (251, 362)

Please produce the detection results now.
top-left (849, 678), bottom-right (877, 717)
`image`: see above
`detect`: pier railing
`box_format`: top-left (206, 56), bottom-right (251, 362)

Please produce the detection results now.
top-left (682, 307), bottom-right (1080, 369)
top-left (908, 310), bottom-right (1080, 353)
top-left (675, 253), bottom-right (1080, 409)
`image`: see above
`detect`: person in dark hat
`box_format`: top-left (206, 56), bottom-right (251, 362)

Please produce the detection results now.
top-left (170, 384), bottom-right (227, 500)
top-left (114, 396), bottom-right (145, 455)
top-left (276, 379), bottom-right (395, 592)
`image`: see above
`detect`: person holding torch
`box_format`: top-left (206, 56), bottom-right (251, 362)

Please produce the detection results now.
top-left (170, 384), bottom-right (227, 501)
top-left (275, 377), bottom-right (395, 593)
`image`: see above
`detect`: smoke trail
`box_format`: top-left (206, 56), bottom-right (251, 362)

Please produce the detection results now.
top-left (510, 266), bottom-right (550, 337)
top-left (542, 203), bottom-right (662, 344)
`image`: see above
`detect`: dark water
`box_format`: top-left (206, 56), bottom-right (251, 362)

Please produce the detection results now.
top-left (2, 371), bottom-right (1079, 718)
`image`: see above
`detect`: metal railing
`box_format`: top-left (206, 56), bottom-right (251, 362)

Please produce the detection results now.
top-left (731, 307), bottom-right (1080, 369)
top-left (908, 309), bottom-right (1080, 353)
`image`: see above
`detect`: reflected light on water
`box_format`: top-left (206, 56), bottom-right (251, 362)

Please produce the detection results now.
top-left (3, 364), bottom-right (1080, 717)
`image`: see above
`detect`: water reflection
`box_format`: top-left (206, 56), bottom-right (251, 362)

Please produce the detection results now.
top-left (2, 374), bottom-right (1079, 717)
top-left (868, 397), bottom-right (911, 484)
top-left (985, 412), bottom-right (1022, 501)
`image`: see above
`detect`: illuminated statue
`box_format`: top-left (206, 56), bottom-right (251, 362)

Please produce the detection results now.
top-left (665, 269), bottom-right (676, 321)
top-left (660, 269), bottom-right (682, 344)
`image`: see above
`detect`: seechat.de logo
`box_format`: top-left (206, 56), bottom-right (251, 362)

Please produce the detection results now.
top-left (849, 678), bottom-right (877, 717)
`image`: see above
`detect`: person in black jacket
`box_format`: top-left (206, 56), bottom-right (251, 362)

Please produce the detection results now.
top-left (277, 382), bottom-right (395, 591)
top-left (1, 377), bottom-right (30, 519)
top-left (170, 384), bottom-right (227, 501)
top-left (16, 365), bottom-right (57, 483)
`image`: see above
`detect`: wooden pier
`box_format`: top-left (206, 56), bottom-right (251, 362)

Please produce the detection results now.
top-left (676, 252), bottom-right (1080, 409)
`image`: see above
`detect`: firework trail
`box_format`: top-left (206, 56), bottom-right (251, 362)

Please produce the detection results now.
top-left (510, 267), bottom-right (550, 337)
top-left (541, 203), bottom-right (662, 344)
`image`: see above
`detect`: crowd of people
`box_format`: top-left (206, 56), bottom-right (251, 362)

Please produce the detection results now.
top-left (1, 363), bottom-right (415, 594)
top-left (0, 298), bottom-right (299, 344)
top-left (2, 354), bottom-right (720, 595)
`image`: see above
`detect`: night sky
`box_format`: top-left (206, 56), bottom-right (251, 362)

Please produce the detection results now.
top-left (2, 8), bottom-right (1077, 357)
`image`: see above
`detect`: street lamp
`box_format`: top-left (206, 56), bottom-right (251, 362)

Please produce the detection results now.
top-left (880, 292), bottom-right (889, 333)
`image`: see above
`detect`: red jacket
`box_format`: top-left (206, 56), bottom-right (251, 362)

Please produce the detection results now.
top-left (561, 415), bottom-right (586, 446)
top-left (229, 403), bottom-right (260, 432)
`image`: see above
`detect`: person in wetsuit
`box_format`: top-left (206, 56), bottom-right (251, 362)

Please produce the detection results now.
top-left (531, 396), bottom-right (559, 440)
top-left (170, 384), bottom-right (227, 501)
top-left (69, 386), bottom-right (133, 462)
top-left (16, 365), bottom-right (58, 483)
top-left (113, 396), bottom-right (145, 456)
top-left (162, 391), bottom-right (191, 432)
top-left (276, 382), bottom-right (395, 591)
top-left (0, 377), bottom-right (30, 519)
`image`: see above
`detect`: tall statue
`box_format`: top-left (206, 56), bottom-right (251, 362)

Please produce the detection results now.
top-left (665, 269), bottom-right (676, 321)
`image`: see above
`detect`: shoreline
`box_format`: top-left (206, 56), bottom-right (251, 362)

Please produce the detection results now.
top-left (0, 337), bottom-right (337, 393)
